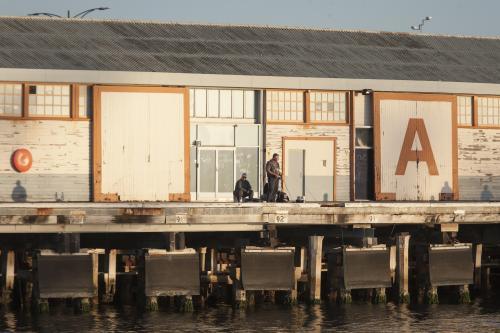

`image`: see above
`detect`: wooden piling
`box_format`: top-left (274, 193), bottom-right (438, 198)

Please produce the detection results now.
top-left (179, 295), bottom-right (193, 312)
top-left (102, 249), bottom-right (117, 304)
top-left (231, 267), bottom-right (246, 309)
top-left (92, 252), bottom-right (99, 306)
top-left (373, 288), bottom-right (387, 304)
top-left (208, 248), bottom-right (218, 274)
top-left (458, 284), bottom-right (471, 304)
top-left (233, 286), bottom-right (246, 309)
top-left (36, 298), bottom-right (49, 313)
top-left (482, 267), bottom-right (491, 292)
top-left (199, 247), bottom-right (207, 273)
top-left (24, 280), bottom-right (33, 311)
top-left (1, 250), bottom-right (15, 306)
top-left (339, 288), bottom-right (352, 304)
top-left (146, 296), bottom-right (159, 311)
top-left (73, 297), bottom-right (91, 313)
top-left (473, 244), bottom-right (482, 291)
top-left (308, 236), bottom-right (324, 304)
top-left (427, 286), bottom-right (439, 304)
top-left (396, 234), bottom-right (410, 303)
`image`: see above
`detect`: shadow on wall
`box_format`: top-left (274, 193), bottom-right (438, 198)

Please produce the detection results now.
top-left (11, 180), bottom-right (27, 202)
top-left (481, 185), bottom-right (494, 201)
top-left (441, 181), bottom-right (452, 194)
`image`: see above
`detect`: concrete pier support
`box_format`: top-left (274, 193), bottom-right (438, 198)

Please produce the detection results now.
top-left (308, 236), bottom-right (324, 304)
top-left (396, 234), bottom-right (410, 303)
top-left (1, 250), bottom-right (15, 306)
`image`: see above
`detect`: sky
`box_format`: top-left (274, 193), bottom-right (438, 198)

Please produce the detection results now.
top-left (0, 0), bottom-right (499, 37)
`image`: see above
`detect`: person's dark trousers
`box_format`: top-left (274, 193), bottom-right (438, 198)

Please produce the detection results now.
top-left (267, 176), bottom-right (279, 202)
top-left (234, 189), bottom-right (254, 202)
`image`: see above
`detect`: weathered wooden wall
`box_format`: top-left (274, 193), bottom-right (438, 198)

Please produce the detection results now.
top-left (458, 128), bottom-right (500, 200)
top-left (0, 120), bottom-right (91, 202)
top-left (266, 125), bottom-right (350, 201)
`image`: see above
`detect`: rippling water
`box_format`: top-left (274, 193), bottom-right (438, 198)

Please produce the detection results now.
top-left (1, 299), bottom-right (500, 332)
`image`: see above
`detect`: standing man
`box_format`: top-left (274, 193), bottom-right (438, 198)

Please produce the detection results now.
top-left (234, 173), bottom-right (253, 202)
top-left (266, 153), bottom-right (281, 202)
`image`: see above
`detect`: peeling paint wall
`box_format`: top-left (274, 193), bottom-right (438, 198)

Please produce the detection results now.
top-left (266, 124), bottom-right (350, 201)
top-left (458, 128), bottom-right (500, 200)
top-left (0, 120), bottom-right (91, 202)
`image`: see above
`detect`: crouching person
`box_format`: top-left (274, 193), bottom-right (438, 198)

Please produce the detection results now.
top-left (234, 173), bottom-right (253, 202)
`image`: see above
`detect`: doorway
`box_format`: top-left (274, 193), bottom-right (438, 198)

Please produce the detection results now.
top-left (283, 137), bottom-right (336, 202)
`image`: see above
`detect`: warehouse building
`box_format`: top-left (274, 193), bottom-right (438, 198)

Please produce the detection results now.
top-left (0, 16), bottom-right (498, 202)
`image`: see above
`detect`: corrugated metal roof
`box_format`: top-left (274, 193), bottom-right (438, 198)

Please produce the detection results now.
top-left (1, 16), bottom-right (500, 83)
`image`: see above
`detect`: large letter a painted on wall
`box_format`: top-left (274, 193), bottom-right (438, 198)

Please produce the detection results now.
top-left (395, 118), bottom-right (438, 176)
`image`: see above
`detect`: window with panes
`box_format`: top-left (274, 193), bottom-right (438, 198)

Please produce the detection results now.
top-left (190, 88), bottom-right (256, 119)
top-left (28, 84), bottom-right (71, 117)
top-left (309, 91), bottom-right (347, 122)
top-left (477, 97), bottom-right (500, 126)
top-left (265, 90), bottom-right (304, 122)
top-left (0, 83), bottom-right (22, 116)
top-left (457, 96), bottom-right (473, 126)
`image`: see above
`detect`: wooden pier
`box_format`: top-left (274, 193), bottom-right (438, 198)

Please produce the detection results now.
top-left (0, 202), bottom-right (499, 233)
top-left (0, 201), bottom-right (499, 312)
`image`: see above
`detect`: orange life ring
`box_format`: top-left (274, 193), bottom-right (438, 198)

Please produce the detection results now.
top-left (12, 149), bottom-right (32, 173)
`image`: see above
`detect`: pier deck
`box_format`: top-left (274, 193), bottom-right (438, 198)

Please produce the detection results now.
top-left (0, 202), bottom-right (499, 233)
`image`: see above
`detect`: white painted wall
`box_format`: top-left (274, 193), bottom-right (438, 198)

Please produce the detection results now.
top-left (0, 120), bottom-right (90, 201)
top-left (100, 91), bottom-right (185, 201)
top-left (379, 100), bottom-right (453, 200)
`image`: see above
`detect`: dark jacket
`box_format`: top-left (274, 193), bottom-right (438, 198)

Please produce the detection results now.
top-left (234, 179), bottom-right (252, 193)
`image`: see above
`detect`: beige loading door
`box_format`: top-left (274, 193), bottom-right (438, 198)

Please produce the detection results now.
top-left (375, 93), bottom-right (457, 201)
top-left (283, 137), bottom-right (336, 202)
top-left (93, 86), bottom-right (189, 202)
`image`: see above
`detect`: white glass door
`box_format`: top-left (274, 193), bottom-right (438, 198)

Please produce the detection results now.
top-left (197, 147), bottom-right (235, 201)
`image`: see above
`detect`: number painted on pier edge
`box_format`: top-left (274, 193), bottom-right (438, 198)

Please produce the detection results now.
top-left (274, 212), bottom-right (288, 224)
top-left (175, 214), bottom-right (187, 224)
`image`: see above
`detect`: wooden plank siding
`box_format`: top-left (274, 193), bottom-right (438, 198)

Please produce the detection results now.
top-left (458, 128), bottom-right (500, 200)
top-left (266, 125), bottom-right (350, 201)
top-left (0, 120), bottom-right (91, 202)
